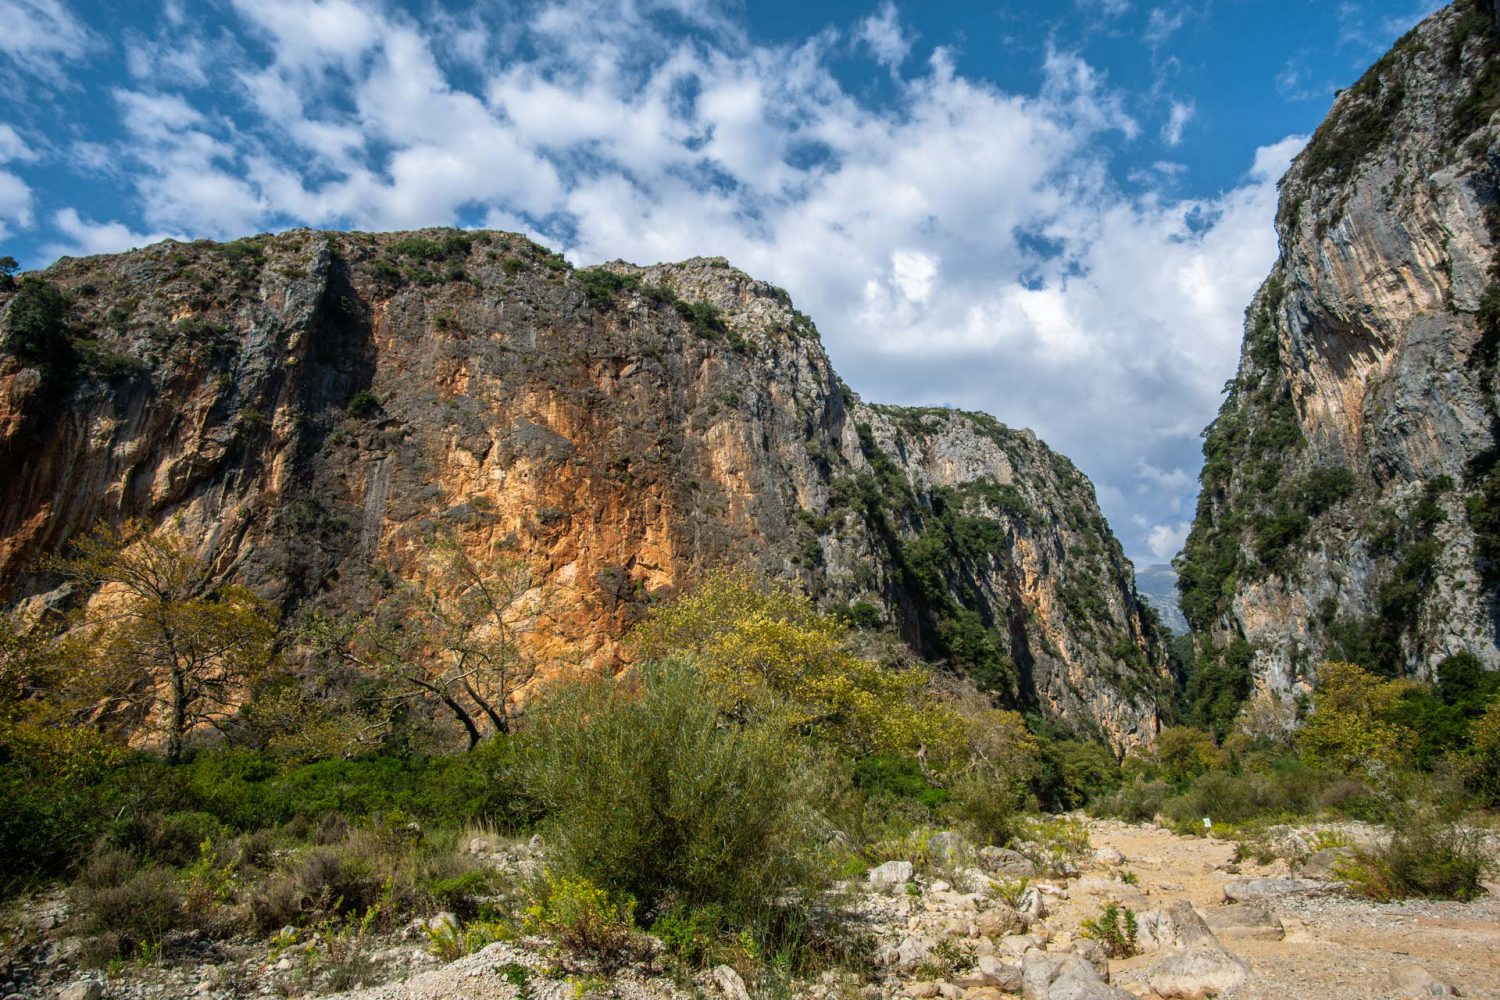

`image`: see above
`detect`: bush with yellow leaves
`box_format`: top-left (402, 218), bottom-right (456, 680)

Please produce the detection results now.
top-left (631, 572), bottom-right (968, 772)
top-left (1297, 661), bottom-right (1418, 771)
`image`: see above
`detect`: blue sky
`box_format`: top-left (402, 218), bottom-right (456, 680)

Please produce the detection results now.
top-left (0, 0), bottom-right (1444, 567)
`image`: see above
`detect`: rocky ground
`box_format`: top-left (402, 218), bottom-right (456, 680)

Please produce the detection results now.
top-left (6, 817), bottom-right (1497, 1000)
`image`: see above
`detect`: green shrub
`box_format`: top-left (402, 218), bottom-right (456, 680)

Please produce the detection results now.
top-left (524, 870), bottom-right (642, 972)
top-left (1080, 901), bottom-right (1138, 958)
top-left (515, 658), bottom-right (823, 931)
top-left (5, 276), bottom-right (71, 375)
top-left (674, 298), bottom-right (729, 339)
top-left (1092, 779), bottom-right (1169, 823)
top-left (649, 903), bottom-right (734, 969)
top-left (942, 771), bottom-right (1019, 847)
top-left (108, 809), bottom-right (225, 866)
top-left (575, 267), bottom-right (641, 308)
top-left (346, 390), bottom-right (379, 418)
top-left (1468, 697), bottom-right (1500, 804)
top-left (1034, 737), bottom-right (1120, 810)
top-left (1338, 815), bottom-right (1494, 902)
top-left (851, 753), bottom-right (950, 811)
top-left (68, 850), bottom-right (185, 962)
top-left (425, 869), bottom-right (494, 919)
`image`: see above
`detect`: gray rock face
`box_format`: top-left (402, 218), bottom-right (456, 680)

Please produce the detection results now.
top-left (0, 233), bottom-right (1168, 748)
top-left (1135, 564), bottom-right (1188, 635)
top-left (1179, 1), bottom-right (1500, 702)
top-left (925, 830), bottom-right (972, 867)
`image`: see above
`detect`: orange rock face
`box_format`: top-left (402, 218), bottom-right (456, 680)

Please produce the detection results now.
top-left (0, 230), bottom-right (1166, 749)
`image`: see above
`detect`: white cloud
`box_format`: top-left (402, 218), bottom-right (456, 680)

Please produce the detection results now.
top-left (1147, 521), bottom-right (1191, 561)
top-left (37, 0), bottom-right (1305, 564)
top-left (1078, 0), bottom-right (1133, 15)
top-left (44, 208), bottom-right (182, 258)
top-left (858, 2), bottom-right (913, 70)
top-left (1162, 100), bottom-right (1193, 146)
top-left (228, 0), bottom-right (384, 70)
top-left (1144, 5), bottom-right (1190, 45)
top-left (891, 250), bottom-right (938, 303)
top-left (0, 124), bottom-right (36, 163)
top-left (0, 123), bottom-right (35, 238)
top-left (124, 30), bottom-right (213, 87)
top-left (0, 171), bottom-right (30, 238)
top-left (0, 0), bottom-right (90, 77)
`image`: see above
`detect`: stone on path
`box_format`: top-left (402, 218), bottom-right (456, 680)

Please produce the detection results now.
top-left (712, 964), bottom-right (751, 1000)
top-left (1148, 901), bottom-right (1250, 1000)
top-left (869, 860), bottom-right (915, 889)
top-left (1091, 846), bottom-right (1125, 866)
top-left (1391, 964), bottom-right (1458, 999)
top-left (57, 984), bottom-right (104, 1000)
top-left (978, 846), bottom-right (1037, 879)
top-left (1016, 886), bottom-right (1047, 924)
top-left (1133, 908), bottom-right (1180, 952)
top-left (975, 904), bottom-right (1023, 938)
top-left (1201, 902), bottom-right (1284, 941)
top-left (1021, 952), bottom-right (1134, 1000)
top-left (1222, 877), bottom-right (1332, 903)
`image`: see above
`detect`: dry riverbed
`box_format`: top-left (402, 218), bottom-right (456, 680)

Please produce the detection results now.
top-left (9, 817), bottom-right (1497, 1000)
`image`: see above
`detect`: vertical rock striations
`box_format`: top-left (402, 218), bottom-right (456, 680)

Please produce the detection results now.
top-left (1179, 0), bottom-right (1500, 713)
top-left (0, 230), bottom-right (1166, 749)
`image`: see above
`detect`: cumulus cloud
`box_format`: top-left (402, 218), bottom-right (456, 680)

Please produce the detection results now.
top-left (43, 208), bottom-right (183, 258)
top-left (1147, 521), bottom-right (1191, 561)
top-left (26, 0), bottom-right (1303, 564)
top-left (858, 2), bottom-right (913, 70)
top-left (0, 123), bottom-right (35, 239)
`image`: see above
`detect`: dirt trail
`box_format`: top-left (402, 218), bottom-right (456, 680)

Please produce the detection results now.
top-left (1072, 819), bottom-right (1500, 1000)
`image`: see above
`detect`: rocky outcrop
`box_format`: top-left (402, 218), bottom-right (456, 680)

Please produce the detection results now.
top-left (0, 229), bottom-right (1167, 748)
top-left (1179, 0), bottom-right (1500, 707)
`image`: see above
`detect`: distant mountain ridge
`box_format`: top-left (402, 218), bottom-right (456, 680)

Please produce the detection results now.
top-left (1135, 564), bottom-right (1188, 635)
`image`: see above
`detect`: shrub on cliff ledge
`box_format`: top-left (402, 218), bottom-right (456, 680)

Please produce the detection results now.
top-left (5, 275), bottom-right (71, 376)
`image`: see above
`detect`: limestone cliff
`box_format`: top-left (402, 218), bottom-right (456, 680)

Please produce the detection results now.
top-left (0, 229), bottom-right (1167, 749)
top-left (1179, 0), bottom-right (1500, 711)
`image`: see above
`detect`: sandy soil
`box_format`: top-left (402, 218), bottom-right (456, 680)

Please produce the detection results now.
top-left (1073, 819), bottom-right (1500, 1000)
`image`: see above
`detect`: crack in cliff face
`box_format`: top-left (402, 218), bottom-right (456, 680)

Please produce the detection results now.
top-left (0, 231), bottom-right (1168, 749)
top-left (1179, 0), bottom-right (1500, 723)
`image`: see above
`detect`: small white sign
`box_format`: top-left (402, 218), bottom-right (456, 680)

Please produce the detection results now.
top-left (1203, 817), bottom-right (1212, 829)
